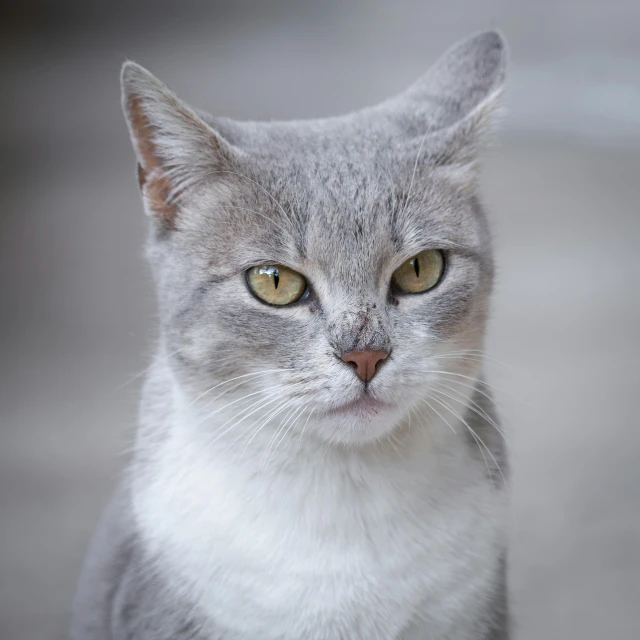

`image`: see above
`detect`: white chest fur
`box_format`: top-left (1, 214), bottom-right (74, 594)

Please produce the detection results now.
top-left (133, 412), bottom-right (505, 640)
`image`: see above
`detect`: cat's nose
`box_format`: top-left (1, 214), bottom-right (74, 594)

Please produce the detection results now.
top-left (341, 349), bottom-right (389, 382)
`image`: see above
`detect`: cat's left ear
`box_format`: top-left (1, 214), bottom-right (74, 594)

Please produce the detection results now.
top-left (388, 30), bottom-right (508, 174)
top-left (121, 62), bottom-right (237, 229)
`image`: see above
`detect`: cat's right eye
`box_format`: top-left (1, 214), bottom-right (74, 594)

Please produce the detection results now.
top-left (246, 265), bottom-right (307, 306)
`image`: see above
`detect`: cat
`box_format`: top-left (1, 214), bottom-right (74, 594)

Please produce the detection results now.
top-left (71, 30), bottom-right (510, 640)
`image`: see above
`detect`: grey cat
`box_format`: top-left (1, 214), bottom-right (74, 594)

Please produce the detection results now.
top-left (71, 30), bottom-right (510, 640)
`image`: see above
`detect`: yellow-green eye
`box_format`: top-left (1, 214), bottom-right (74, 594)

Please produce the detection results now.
top-left (246, 265), bottom-right (307, 306)
top-left (391, 249), bottom-right (445, 294)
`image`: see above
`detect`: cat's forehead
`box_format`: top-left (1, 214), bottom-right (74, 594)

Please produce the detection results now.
top-left (247, 124), bottom-right (480, 251)
top-left (188, 114), bottom-right (487, 275)
top-left (210, 112), bottom-right (412, 182)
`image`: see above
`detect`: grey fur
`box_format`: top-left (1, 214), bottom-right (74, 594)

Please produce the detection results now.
top-left (72, 30), bottom-right (511, 639)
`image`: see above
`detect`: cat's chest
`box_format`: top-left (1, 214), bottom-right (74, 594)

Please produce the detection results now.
top-left (198, 503), bottom-right (498, 639)
top-left (135, 442), bottom-right (504, 639)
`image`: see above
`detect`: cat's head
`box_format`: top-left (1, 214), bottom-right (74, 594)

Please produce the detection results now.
top-left (122, 31), bottom-right (507, 446)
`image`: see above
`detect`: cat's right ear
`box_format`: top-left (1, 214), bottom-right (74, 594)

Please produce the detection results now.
top-left (121, 62), bottom-right (235, 230)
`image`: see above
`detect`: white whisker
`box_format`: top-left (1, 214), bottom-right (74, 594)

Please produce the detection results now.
top-left (237, 397), bottom-right (300, 461)
top-left (193, 382), bottom-right (299, 429)
top-left (428, 370), bottom-right (506, 395)
top-left (432, 381), bottom-right (509, 447)
top-left (188, 369), bottom-right (292, 409)
top-left (296, 405), bottom-right (316, 449)
top-left (430, 393), bottom-right (507, 487)
top-left (268, 404), bottom-right (309, 466)
top-left (205, 387), bottom-right (302, 449)
top-left (260, 403), bottom-right (301, 471)
top-left (434, 349), bottom-right (512, 369)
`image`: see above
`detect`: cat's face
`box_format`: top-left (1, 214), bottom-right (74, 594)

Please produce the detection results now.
top-left (122, 31), bottom-right (506, 445)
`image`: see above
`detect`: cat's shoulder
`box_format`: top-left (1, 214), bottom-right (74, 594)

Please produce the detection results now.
top-left (70, 482), bottom-right (218, 640)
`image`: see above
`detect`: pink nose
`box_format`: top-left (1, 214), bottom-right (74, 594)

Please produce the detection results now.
top-left (341, 349), bottom-right (389, 382)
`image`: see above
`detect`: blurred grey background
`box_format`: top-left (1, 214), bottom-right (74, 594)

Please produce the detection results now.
top-left (1, 1), bottom-right (639, 638)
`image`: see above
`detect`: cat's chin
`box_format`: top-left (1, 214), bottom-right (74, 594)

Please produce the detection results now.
top-left (317, 394), bottom-right (403, 445)
top-left (326, 394), bottom-right (395, 417)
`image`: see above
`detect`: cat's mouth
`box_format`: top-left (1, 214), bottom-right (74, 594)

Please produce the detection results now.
top-left (326, 393), bottom-right (394, 416)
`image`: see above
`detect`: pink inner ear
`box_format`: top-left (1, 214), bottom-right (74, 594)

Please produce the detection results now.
top-left (127, 95), bottom-right (178, 229)
top-left (136, 163), bottom-right (147, 190)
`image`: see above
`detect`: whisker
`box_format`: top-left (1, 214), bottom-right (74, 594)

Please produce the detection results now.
top-left (421, 398), bottom-right (457, 437)
top-left (260, 403), bottom-right (301, 471)
top-left (428, 370), bottom-right (506, 395)
top-left (385, 430), bottom-right (405, 459)
top-left (223, 396), bottom-right (292, 455)
top-left (430, 393), bottom-right (507, 487)
top-left (433, 350), bottom-right (512, 369)
top-left (113, 346), bottom-right (184, 392)
top-left (237, 397), bottom-right (300, 461)
top-left (187, 369), bottom-right (292, 409)
top-left (268, 403), bottom-right (309, 466)
top-left (425, 395), bottom-right (494, 482)
top-left (296, 405), bottom-right (316, 449)
top-left (432, 382), bottom-right (510, 447)
top-left (204, 387), bottom-right (301, 448)
top-left (193, 382), bottom-right (299, 429)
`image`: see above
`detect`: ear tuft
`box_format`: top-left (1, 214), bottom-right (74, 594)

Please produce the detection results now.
top-left (120, 61), bottom-right (233, 229)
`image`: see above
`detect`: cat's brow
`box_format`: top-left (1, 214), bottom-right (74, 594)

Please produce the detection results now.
top-left (438, 241), bottom-right (483, 261)
top-left (398, 238), bottom-right (483, 262)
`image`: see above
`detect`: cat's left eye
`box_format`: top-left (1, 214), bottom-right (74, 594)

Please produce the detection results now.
top-left (246, 265), bottom-right (307, 306)
top-left (391, 249), bottom-right (445, 294)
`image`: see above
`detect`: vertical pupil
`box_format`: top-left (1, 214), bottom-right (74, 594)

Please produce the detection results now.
top-left (413, 257), bottom-right (420, 278)
top-left (273, 268), bottom-right (279, 289)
